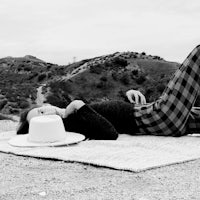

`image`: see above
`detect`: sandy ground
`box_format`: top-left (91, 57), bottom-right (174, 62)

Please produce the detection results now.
top-left (1, 119), bottom-right (200, 199)
top-left (1, 152), bottom-right (200, 200)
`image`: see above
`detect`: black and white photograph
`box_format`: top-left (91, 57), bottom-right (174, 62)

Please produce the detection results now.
top-left (0, 0), bottom-right (200, 199)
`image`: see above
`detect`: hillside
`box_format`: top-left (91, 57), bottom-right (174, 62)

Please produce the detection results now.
top-left (0, 51), bottom-right (184, 115)
top-left (0, 55), bottom-right (62, 114)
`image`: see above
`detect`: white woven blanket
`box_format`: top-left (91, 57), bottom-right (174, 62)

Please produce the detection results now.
top-left (0, 120), bottom-right (200, 172)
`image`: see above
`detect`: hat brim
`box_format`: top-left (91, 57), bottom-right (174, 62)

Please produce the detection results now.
top-left (8, 132), bottom-right (85, 147)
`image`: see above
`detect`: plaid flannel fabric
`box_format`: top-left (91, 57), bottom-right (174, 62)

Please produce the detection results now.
top-left (186, 107), bottom-right (200, 134)
top-left (134, 45), bottom-right (200, 136)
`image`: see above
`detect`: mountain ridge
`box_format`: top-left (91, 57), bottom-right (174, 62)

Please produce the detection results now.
top-left (0, 51), bottom-right (183, 115)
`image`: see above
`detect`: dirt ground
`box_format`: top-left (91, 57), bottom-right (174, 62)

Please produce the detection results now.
top-left (1, 152), bottom-right (200, 200)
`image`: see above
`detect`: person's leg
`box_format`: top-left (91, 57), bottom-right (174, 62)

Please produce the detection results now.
top-left (134, 45), bottom-right (200, 136)
top-left (63, 104), bottom-right (119, 140)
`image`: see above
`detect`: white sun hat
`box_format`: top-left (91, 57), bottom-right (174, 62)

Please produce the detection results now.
top-left (8, 115), bottom-right (85, 147)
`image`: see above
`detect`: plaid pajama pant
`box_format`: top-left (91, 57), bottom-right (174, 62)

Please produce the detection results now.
top-left (134, 45), bottom-right (200, 136)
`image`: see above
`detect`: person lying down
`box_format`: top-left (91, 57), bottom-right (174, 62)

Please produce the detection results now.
top-left (17, 45), bottom-right (200, 140)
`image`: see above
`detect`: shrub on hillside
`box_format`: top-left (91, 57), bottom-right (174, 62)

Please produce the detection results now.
top-left (100, 75), bottom-right (108, 82)
top-left (47, 72), bottom-right (53, 78)
top-left (144, 87), bottom-right (154, 100)
top-left (0, 99), bottom-right (8, 110)
top-left (96, 78), bottom-right (113, 90)
top-left (17, 64), bottom-right (25, 71)
top-left (90, 64), bottom-right (103, 74)
top-left (19, 100), bottom-right (30, 109)
top-left (48, 80), bottom-right (72, 94)
top-left (160, 73), bottom-right (165, 79)
top-left (5, 93), bottom-right (16, 102)
top-left (24, 66), bottom-right (32, 71)
top-left (47, 64), bottom-right (52, 70)
top-left (119, 73), bottom-right (130, 85)
top-left (111, 71), bottom-right (119, 80)
top-left (56, 67), bottom-right (65, 76)
top-left (28, 72), bottom-right (38, 80)
top-left (2, 102), bottom-right (20, 114)
top-left (96, 81), bottom-right (108, 90)
top-left (156, 84), bottom-right (165, 93)
top-left (132, 69), bottom-right (138, 76)
top-left (135, 74), bottom-right (146, 84)
top-left (112, 57), bottom-right (128, 67)
top-left (8, 107), bottom-right (20, 114)
top-left (104, 61), bottom-right (112, 69)
top-left (38, 73), bottom-right (47, 82)
top-left (117, 90), bottom-right (128, 102)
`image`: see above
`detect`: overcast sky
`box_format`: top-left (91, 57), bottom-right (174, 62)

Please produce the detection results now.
top-left (1, 0), bottom-right (200, 64)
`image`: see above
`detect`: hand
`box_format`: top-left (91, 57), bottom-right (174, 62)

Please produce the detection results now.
top-left (64, 100), bottom-right (85, 118)
top-left (126, 89), bottom-right (146, 104)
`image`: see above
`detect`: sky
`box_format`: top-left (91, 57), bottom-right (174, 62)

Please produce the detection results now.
top-left (1, 0), bottom-right (200, 65)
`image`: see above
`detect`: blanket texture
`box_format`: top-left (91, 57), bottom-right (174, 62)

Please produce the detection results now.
top-left (0, 120), bottom-right (200, 172)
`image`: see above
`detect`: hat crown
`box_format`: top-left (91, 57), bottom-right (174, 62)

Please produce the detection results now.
top-left (28, 115), bottom-right (66, 143)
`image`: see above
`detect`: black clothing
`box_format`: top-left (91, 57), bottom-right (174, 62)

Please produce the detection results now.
top-left (63, 100), bottom-right (138, 140)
